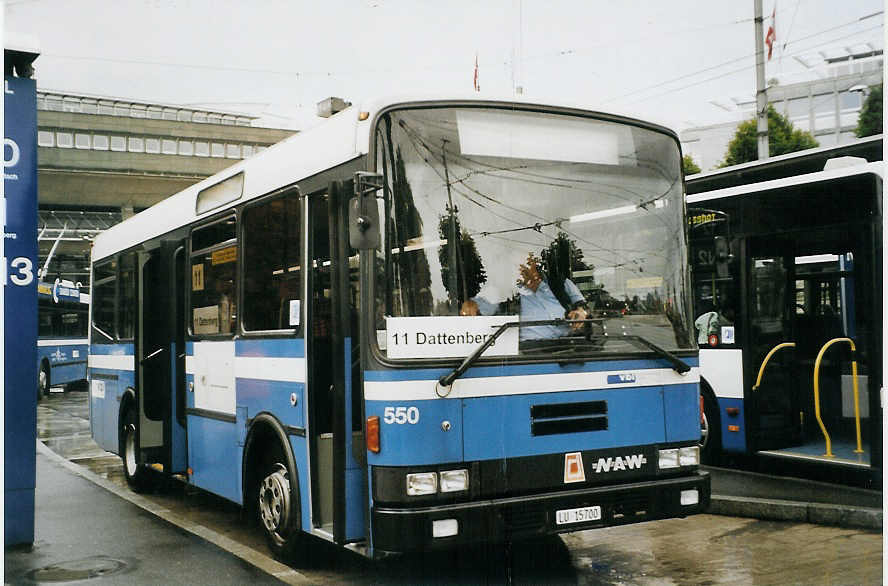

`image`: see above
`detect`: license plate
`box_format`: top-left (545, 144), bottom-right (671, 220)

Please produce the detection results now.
top-left (555, 505), bottom-right (601, 525)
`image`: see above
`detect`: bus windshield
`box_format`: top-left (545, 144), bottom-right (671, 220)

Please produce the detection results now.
top-left (373, 106), bottom-right (693, 360)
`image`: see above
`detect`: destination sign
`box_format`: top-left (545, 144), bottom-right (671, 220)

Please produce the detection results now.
top-left (386, 316), bottom-right (519, 359)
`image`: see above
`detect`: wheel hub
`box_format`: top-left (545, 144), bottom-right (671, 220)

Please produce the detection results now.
top-left (124, 424), bottom-right (138, 476)
top-left (258, 464), bottom-right (290, 534)
top-left (700, 412), bottom-right (710, 449)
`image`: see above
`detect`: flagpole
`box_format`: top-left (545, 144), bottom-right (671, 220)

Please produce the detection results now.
top-left (754, 0), bottom-right (769, 159)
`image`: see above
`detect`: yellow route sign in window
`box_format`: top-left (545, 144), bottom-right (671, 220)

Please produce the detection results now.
top-left (212, 246), bottom-right (237, 265)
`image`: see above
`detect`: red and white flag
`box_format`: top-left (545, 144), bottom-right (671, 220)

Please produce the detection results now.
top-left (765, 6), bottom-right (777, 60)
top-left (473, 54), bottom-right (480, 92)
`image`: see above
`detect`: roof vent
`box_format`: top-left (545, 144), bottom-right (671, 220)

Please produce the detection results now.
top-left (823, 156), bottom-right (868, 171)
top-left (317, 97), bottom-right (352, 118)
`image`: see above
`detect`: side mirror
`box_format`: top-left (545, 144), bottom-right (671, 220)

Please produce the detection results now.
top-left (348, 172), bottom-right (382, 249)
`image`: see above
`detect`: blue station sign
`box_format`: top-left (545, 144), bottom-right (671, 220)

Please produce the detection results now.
top-left (4, 74), bottom-right (38, 546)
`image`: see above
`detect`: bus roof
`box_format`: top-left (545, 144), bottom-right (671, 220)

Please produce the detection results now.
top-left (91, 93), bottom-right (677, 262)
top-left (687, 160), bottom-right (883, 205)
top-left (686, 135), bottom-right (883, 195)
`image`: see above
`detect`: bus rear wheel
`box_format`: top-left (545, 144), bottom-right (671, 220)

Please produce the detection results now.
top-left (121, 410), bottom-right (154, 493)
top-left (256, 454), bottom-right (301, 561)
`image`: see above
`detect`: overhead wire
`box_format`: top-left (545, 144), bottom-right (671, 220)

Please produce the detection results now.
top-left (605, 13), bottom-right (883, 105)
top-left (620, 23), bottom-right (883, 106)
top-left (394, 115), bottom-right (674, 277)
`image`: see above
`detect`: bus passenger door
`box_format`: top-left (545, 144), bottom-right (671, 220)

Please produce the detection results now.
top-left (136, 241), bottom-right (186, 473)
top-left (306, 182), bottom-right (365, 544)
top-left (746, 250), bottom-right (803, 450)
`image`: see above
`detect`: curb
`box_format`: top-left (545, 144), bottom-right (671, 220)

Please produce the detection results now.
top-left (709, 494), bottom-right (882, 530)
top-left (36, 441), bottom-right (313, 585)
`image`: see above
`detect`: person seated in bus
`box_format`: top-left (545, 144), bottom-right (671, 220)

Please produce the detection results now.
top-left (694, 303), bottom-right (733, 345)
top-left (215, 279), bottom-right (235, 334)
top-left (460, 253), bottom-right (588, 340)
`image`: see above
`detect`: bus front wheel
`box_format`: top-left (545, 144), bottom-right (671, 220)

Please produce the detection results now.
top-left (700, 384), bottom-right (722, 465)
top-left (121, 410), bottom-right (154, 493)
top-left (256, 451), bottom-right (301, 561)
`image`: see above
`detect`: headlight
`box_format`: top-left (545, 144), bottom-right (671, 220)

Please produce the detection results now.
top-left (658, 448), bottom-right (680, 469)
top-left (406, 472), bottom-right (437, 496)
top-left (679, 446), bottom-right (699, 466)
top-left (439, 469), bottom-right (469, 493)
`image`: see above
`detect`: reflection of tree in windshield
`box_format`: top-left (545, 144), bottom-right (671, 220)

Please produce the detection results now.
top-left (438, 210), bottom-right (486, 306)
top-left (540, 231), bottom-right (593, 309)
top-left (389, 147), bottom-right (433, 316)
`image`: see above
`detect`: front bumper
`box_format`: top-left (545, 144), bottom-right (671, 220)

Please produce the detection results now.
top-left (372, 471), bottom-right (710, 553)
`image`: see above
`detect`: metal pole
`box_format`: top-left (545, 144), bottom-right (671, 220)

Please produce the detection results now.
top-left (754, 0), bottom-right (769, 159)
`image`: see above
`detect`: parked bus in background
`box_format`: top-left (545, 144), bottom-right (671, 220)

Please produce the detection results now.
top-left (37, 278), bottom-right (89, 399)
top-left (88, 95), bottom-right (709, 562)
top-left (687, 138), bottom-right (882, 485)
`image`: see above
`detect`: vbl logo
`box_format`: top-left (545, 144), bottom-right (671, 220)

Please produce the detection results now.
top-left (607, 373), bottom-right (637, 384)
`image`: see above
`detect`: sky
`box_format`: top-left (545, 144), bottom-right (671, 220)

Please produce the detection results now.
top-left (4, 1), bottom-right (884, 132)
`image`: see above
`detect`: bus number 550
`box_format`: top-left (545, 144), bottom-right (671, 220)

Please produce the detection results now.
top-left (383, 406), bottom-right (420, 425)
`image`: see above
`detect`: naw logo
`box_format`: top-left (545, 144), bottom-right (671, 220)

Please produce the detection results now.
top-left (591, 454), bottom-right (647, 473)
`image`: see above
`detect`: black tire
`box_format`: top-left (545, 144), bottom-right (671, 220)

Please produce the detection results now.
top-left (38, 362), bottom-right (50, 401)
top-left (121, 409), bottom-right (154, 493)
top-left (256, 444), bottom-right (302, 561)
top-left (700, 383), bottom-right (722, 465)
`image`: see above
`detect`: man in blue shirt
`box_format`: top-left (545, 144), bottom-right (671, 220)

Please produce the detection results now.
top-left (460, 253), bottom-right (588, 341)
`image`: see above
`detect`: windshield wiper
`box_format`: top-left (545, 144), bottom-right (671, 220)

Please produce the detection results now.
top-left (438, 318), bottom-right (575, 388)
top-left (620, 335), bottom-right (691, 374)
top-left (437, 321), bottom-right (692, 390)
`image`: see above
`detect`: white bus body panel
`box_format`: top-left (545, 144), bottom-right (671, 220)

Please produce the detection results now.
top-left (699, 349), bottom-right (744, 399)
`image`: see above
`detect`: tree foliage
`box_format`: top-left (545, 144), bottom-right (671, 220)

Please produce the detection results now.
top-left (682, 154), bottom-right (701, 175)
top-left (720, 105), bottom-right (818, 167)
top-left (437, 211), bottom-right (486, 305)
top-left (856, 84), bottom-right (882, 138)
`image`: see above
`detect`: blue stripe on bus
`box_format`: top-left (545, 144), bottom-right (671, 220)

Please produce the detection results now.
top-left (187, 415), bottom-right (242, 504)
top-left (365, 382), bottom-right (700, 466)
top-left (717, 397), bottom-right (747, 453)
top-left (89, 343), bottom-right (135, 355)
top-left (364, 356), bottom-right (698, 381)
top-left (235, 338), bottom-right (305, 358)
top-left (237, 379), bottom-right (305, 430)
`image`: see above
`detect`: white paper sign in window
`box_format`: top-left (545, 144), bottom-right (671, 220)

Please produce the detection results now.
top-left (721, 326), bottom-right (735, 345)
top-left (386, 316), bottom-right (519, 359)
top-left (289, 300), bottom-right (301, 326)
top-left (193, 305), bottom-right (220, 335)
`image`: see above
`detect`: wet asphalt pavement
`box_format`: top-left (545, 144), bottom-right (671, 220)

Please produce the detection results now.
top-left (8, 389), bottom-right (883, 585)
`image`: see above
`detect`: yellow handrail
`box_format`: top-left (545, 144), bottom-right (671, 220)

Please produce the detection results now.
top-left (752, 342), bottom-right (796, 391)
top-left (813, 337), bottom-right (863, 457)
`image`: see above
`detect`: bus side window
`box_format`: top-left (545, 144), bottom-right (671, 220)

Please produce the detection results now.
top-left (242, 191), bottom-right (301, 333)
top-left (92, 259), bottom-right (117, 343)
top-left (191, 216), bottom-right (237, 336)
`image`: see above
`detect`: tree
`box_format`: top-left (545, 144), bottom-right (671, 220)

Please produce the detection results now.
top-left (856, 84), bottom-right (882, 138)
top-left (720, 105), bottom-right (818, 167)
top-left (437, 211), bottom-right (486, 305)
top-left (682, 154), bottom-right (701, 175)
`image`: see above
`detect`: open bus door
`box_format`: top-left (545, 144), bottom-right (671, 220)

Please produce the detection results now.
top-left (745, 235), bottom-right (874, 467)
top-left (745, 244), bottom-right (804, 451)
top-left (131, 241), bottom-right (187, 483)
top-left (306, 180), bottom-right (365, 545)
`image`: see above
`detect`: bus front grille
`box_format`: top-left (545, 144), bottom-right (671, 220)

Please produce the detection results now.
top-left (530, 400), bottom-right (608, 436)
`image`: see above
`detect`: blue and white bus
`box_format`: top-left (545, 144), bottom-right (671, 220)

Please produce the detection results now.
top-left (687, 143), bottom-right (883, 481)
top-left (37, 279), bottom-right (89, 399)
top-left (89, 95), bottom-right (709, 560)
